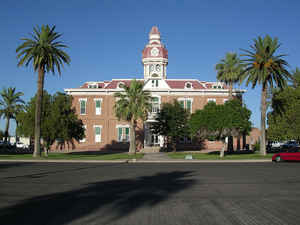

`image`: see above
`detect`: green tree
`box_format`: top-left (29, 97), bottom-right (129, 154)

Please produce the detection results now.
top-left (215, 52), bottom-right (243, 99)
top-left (17, 91), bottom-right (85, 156)
top-left (114, 79), bottom-right (151, 154)
top-left (16, 25), bottom-right (70, 157)
top-left (0, 87), bottom-right (24, 142)
top-left (151, 100), bottom-right (189, 152)
top-left (291, 67), bottom-right (300, 88)
top-left (0, 130), bottom-right (4, 140)
top-left (190, 100), bottom-right (251, 157)
top-left (240, 35), bottom-right (291, 155)
top-left (268, 86), bottom-right (300, 142)
top-left (51, 92), bottom-right (85, 151)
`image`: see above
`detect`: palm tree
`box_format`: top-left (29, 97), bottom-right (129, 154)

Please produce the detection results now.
top-left (0, 87), bottom-right (24, 142)
top-left (16, 25), bottom-right (70, 157)
top-left (291, 67), bottom-right (300, 88)
top-left (241, 35), bottom-right (291, 155)
top-left (215, 52), bottom-right (243, 99)
top-left (114, 79), bottom-right (152, 154)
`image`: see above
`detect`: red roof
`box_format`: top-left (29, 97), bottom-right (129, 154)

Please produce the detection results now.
top-left (142, 46), bottom-right (168, 59)
top-left (165, 80), bottom-right (206, 89)
top-left (150, 26), bottom-right (160, 35)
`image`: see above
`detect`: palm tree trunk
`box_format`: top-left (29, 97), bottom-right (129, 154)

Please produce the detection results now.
top-left (260, 84), bottom-right (267, 155)
top-left (129, 120), bottom-right (136, 155)
top-left (15, 121), bottom-right (19, 143)
top-left (33, 66), bottom-right (45, 157)
top-left (229, 82), bottom-right (233, 100)
top-left (4, 117), bottom-right (10, 142)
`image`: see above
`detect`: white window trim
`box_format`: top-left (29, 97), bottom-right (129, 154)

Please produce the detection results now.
top-left (150, 95), bottom-right (161, 113)
top-left (184, 82), bottom-right (193, 89)
top-left (79, 98), bottom-right (87, 115)
top-left (207, 98), bottom-right (216, 103)
top-left (117, 82), bottom-right (125, 89)
top-left (116, 125), bottom-right (130, 142)
top-left (178, 97), bottom-right (193, 113)
top-left (80, 125), bottom-right (87, 143)
top-left (94, 125), bottom-right (103, 143)
top-left (88, 83), bottom-right (98, 88)
top-left (94, 98), bottom-right (103, 115)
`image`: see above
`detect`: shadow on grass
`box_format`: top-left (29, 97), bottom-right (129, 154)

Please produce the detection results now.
top-left (207, 150), bottom-right (255, 155)
top-left (0, 171), bottom-right (196, 225)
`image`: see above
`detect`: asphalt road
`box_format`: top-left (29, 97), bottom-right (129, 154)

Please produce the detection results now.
top-left (1, 162), bottom-right (300, 225)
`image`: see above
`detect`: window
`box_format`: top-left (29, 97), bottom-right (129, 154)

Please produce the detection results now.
top-left (179, 136), bottom-right (192, 144)
top-left (207, 98), bottom-right (216, 103)
top-left (79, 99), bottom-right (87, 115)
top-left (151, 79), bottom-right (159, 87)
top-left (80, 125), bottom-right (87, 142)
top-left (178, 98), bottom-right (193, 113)
top-left (88, 84), bottom-right (98, 88)
top-left (94, 98), bottom-right (102, 115)
top-left (151, 97), bottom-right (160, 113)
top-left (117, 126), bottom-right (130, 142)
top-left (185, 82), bottom-right (192, 89)
top-left (117, 82), bottom-right (125, 89)
top-left (223, 99), bottom-right (228, 103)
top-left (94, 125), bottom-right (102, 143)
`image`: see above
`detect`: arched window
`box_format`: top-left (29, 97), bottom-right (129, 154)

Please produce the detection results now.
top-left (117, 82), bottom-right (125, 89)
top-left (185, 82), bottom-right (193, 89)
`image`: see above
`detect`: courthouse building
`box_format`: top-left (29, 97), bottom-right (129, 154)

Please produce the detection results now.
top-left (64, 26), bottom-right (245, 151)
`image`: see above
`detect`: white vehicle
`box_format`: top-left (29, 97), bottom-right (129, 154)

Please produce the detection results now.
top-left (271, 141), bottom-right (284, 148)
top-left (16, 142), bottom-right (28, 149)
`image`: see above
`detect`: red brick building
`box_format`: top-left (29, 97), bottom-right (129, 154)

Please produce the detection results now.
top-left (64, 26), bottom-right (246, 151)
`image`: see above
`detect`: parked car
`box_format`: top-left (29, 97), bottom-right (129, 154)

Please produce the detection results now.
top-left (282, 140), bottom-right (299, 151)
top-left (272, 151), bottom-right (300, 162)
top-left (271, 141), bottom-right (284, 148)
top-left (16, 142), bottom-right (28, 149)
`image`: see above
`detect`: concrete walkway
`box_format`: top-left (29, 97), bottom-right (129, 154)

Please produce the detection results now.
top-left (141, 152), bottom-right (171, 161)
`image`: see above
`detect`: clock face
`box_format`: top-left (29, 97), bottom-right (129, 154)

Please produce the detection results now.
top-left (156, 64), bottom-right (160, 72)
top-left (151, 47), bottom-right (159, 57)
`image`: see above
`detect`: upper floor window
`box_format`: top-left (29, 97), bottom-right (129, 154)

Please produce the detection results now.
top-left (185, 82), bottom-right (193, 89)
top-left (117, 126), bottom-right (130, 142)
top-left (88, 83), bottom-right (98, 88)
top-left (117, 82), bottom-right (125, 89)
top-left (207, 98), bottom-right (216, 103)
top-left (79, 98), bottom-right (87, 115)
top-left (178, 98), bottom-right (193, 113)
top-left (94, 98), bottom-right (102, 115)
top-left (151, 79), bottom-right (159, 87)
top-left (151, 97), bottom-right (160, 113)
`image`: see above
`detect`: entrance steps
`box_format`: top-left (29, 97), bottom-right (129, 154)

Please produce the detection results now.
top-left (141, 146), bottom-right (161, 153)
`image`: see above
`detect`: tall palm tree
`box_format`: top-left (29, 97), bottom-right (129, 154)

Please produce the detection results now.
top-left (0, 87), bottom-right (24, 142)
top-left (114, 79), bottom-right (152, 154)
top-left (241, 35), bottom-right (291, 155)
top-left (16, 25), bottom-right (70, 157)
top-left (215, 52), bottom-right (244, 99)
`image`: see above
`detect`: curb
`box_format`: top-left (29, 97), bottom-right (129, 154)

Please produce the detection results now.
top-left (0, 159), bottom-right (272, 163)
top-left (0, 159), bottom-right (129, 163)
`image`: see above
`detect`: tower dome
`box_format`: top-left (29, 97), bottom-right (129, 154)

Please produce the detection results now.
top-left (142, 26), bottom-right (168, 80)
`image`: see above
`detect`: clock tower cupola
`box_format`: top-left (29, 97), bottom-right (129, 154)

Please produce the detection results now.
top-left (142, 26), bottom-right (168, 80)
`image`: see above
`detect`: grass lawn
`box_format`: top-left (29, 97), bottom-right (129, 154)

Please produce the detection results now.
top-left (0, 152), bottom-right (144, 160)
top-left (168, 152), bottom-right (273, 160)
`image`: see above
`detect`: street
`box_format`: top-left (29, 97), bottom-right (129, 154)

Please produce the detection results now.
top-left (1, 162), bottom-right (300, 225)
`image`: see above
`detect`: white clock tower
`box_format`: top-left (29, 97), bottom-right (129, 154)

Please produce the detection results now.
top-left (142, 26), bottom-right (168, 80)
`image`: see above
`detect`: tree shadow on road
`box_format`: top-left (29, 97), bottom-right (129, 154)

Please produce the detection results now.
top-left (0, 170), bottom-right (196, 225)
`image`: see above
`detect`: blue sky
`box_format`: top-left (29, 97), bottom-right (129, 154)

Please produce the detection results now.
top-left (1, 0), bottom-right (300, 134)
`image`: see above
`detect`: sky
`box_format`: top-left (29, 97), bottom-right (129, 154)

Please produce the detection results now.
top-left (1, 0), bottom-right (300, 135)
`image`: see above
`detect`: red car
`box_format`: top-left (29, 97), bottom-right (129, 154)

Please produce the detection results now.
top-left (272, 152), bottom-right (300, 162)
